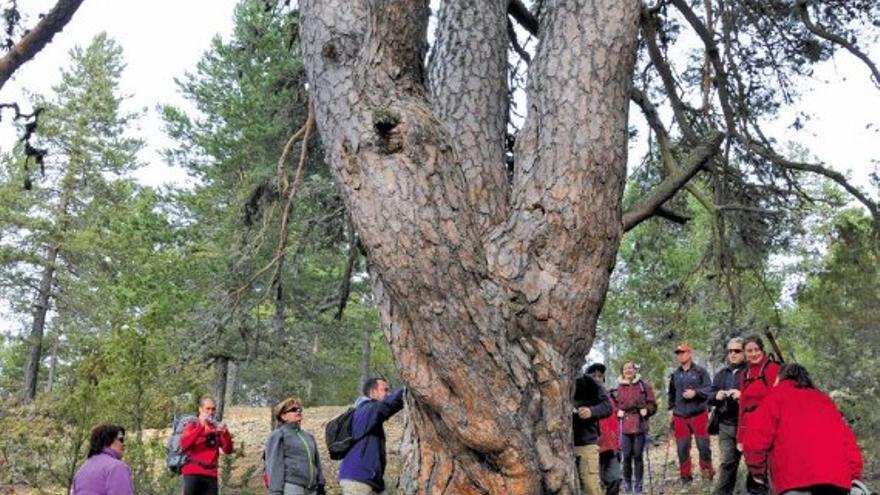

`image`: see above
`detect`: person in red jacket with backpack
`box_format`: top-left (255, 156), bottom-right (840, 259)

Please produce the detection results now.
top-left (180, 397), bottom-right (234, 495)
top-left (743, 363), bottom-right (863, 495)
top-left (737, 335), bottom-right (779, 495)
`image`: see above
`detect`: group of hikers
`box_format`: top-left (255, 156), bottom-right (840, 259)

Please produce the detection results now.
top-left (70, 336), bottom-right (867, 495)
top-left (573, 336), bottom-right (866, 495)
top-left (70, 377), bottom-right (405, 495)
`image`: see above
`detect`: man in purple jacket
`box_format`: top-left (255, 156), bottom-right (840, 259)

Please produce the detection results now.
top-left (338, 378), bottom-right (405, 495)
top-left (71, 424), bottom-right (134, 495)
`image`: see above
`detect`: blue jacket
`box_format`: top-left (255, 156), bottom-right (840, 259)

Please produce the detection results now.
top-left (338, 388), bottom-right (405, 491)
top-left (667, 364), bottom-right (712, 418)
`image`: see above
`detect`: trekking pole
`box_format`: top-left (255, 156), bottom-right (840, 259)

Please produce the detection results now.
top-left (643, 416), bottom-right (653, 495)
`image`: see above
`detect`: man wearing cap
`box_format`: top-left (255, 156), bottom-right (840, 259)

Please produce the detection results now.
top-left (667, 343), bottom-right (714, 484)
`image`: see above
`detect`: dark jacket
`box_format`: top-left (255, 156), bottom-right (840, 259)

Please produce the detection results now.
top-left (667, 363), bottom-right (712, 418)
top-left (265, 422), bottom-right (324, 494)
top-left (338, 388), bottom-right (405, 491)
top-left (709, 363), bottom-right (745, 425)
top-left (743, 380), bottom-right (862, 494)
top-left (572, 374), bottom-right (612, 446)
top-left (614, 375), bottom-right (658, 435)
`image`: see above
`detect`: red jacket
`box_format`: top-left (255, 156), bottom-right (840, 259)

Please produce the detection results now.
top-left (598, 395), bottom-right (620, 453)
top-left (614, 376), bottom-right (657, 435)
top-left (737, 356), bottom-right (779, 442)
top-left (180, 420), bottom-right (234, 477)
top-left (743, 380), bottom-right (862, 494)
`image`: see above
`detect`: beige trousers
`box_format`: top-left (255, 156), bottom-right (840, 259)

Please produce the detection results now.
top-left (339, 480), bottom-right (386, 495)
top-left (574, 444), bottom-right (602, 495)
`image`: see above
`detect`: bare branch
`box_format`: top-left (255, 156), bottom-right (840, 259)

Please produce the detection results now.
top-left (734, 131), bottom-right (879, 223)
top-left (656, 206), bottom-right (692, 224)
top-left (623, 130), bottom-right (724, 231)
top-left (795, 0), bottom-right (880, 89)
top-left (669, 0), bottom-right (738, 132)
top-left (0, 0), bottom-right (86, 91)
top-left (507, 0), bottom-right (538, 37)
top-left (640, 9), bottom-right (699, 145)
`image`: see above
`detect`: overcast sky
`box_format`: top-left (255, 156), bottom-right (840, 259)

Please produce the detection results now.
top-left (0, 0), bottom-right (241, 186)
top-left (0, 0), bottom-right (877, 198)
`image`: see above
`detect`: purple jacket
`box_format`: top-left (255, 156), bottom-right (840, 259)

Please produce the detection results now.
top-left (71, 448), bottom-right (134, 495)
top-left (338, 389), bottom-right (405, 491)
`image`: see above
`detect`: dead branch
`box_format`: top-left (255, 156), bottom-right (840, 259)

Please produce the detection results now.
top-left (0, 0), bottom-right (86, 91)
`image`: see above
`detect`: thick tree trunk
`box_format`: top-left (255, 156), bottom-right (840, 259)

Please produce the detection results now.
top-left (301, 1), bottom-right (639, 492)
top-left (213, 355), bottom-right (230, 422)
top-left (23, 245), bottom-right (59, 402)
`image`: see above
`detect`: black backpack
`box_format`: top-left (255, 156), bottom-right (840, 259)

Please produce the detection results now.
top-left (325, 406), bottom-right (363, 460)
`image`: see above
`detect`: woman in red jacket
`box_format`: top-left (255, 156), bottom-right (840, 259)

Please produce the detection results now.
top-left (614, 361), bottom-right (657, 495)
top-left (742, 363), bottom-right (863, 495)
top-left (737, 335), bottom-right (779, 495)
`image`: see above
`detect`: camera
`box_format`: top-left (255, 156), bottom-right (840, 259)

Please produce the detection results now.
top-left (205, 432), bottom-right (218, 448)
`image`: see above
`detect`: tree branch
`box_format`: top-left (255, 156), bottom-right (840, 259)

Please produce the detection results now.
top-left (795, 0), bottom-right (880, 89)
top-left (640, 9), bottom-right (699, 145)
top-left (733, 130), bottom-right (879, 223)
top-left (0, 0), bottom-right (86, 91)
top-left (623, 130), bottom-right (724, 231)
top-left (507, 0), bottom-right (538, 37)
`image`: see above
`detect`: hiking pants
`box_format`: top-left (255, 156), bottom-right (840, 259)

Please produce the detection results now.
top-left (340, 480), bottom-right (387, 495)
top-left (284, 483), bottom-right (318, 495)
top-left (672, 412), bottom-right (713, 478)
top-left (713, 422), bottom-right (741, 495)
top-left (621, 433), bottom-right (646, 492)
top-left (575, 444), bottom-right (603, 495)
top-left (599, 450), bottom-right (621, 495)
top-left (182, 474), bottom-right (218, 495)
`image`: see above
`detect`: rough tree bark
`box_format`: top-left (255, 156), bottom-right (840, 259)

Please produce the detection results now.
top-left (301, 0), bottom-right (639, 493)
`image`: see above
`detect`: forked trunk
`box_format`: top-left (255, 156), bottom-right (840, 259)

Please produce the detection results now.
top-left (301, 0), bottom-right (639, 492)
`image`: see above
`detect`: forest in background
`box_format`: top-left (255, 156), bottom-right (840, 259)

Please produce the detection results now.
top-left (0, 0), bottom-right (876, 493)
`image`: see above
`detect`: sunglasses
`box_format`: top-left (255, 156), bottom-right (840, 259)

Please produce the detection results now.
top-left (727, 349), bottom-right (743, 354)
top-left (116, 436), bottom-right (125, 444)
top-left (284, 407), bottom-right (303, 414)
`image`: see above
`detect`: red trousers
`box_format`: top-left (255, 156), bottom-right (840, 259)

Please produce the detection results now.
top-left (673, 412), bottom-right (714, 478)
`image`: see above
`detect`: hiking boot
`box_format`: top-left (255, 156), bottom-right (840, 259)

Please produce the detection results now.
top-left (680, 475), bottom-right (694, 486)
top-left (622, 479), bottom-right (633, 494)
top-left (701, 467), bottom-right (715, 481)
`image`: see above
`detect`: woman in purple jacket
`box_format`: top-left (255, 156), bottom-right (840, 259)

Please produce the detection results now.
top-left (71, 424), bottom-right (134, 495)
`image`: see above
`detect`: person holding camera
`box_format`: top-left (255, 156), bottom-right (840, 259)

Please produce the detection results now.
top-left (180, 397), bottom-right (234, 495)
top-left (709, 337), bottom-right (746, 495)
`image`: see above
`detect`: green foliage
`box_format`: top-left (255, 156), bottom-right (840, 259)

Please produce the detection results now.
top-left (787, 210), bottom-right (879, 478)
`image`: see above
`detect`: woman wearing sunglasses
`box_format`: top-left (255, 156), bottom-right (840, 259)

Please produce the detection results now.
top-left (265, 397), bottom-right (326, 495)
top-left (71, 423), bottom-right (134, 495)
